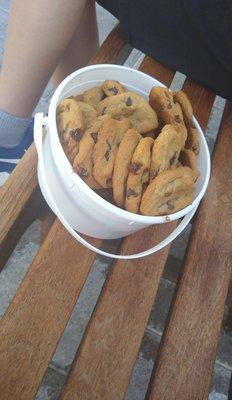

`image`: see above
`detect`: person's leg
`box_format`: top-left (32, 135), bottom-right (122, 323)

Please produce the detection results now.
top-left (52, 0), bottom-right (99, 87)
top-left (0, 0), bottom-right (90, 120)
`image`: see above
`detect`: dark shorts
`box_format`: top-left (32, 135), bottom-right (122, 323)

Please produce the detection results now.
top-left (98, 0), bottom-right (232, 100)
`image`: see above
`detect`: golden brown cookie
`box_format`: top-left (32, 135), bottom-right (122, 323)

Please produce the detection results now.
top-left (57, 98), bottom-right (84, 142)
top-left (69, 94), bottom-right (84, 102)
top-left (113, 129), bottom-right (142, 207)
top-left (98, 92), bottom-right (158, 134)
top-left (149, 86), bottom-right (175, 116)
top-left (125, 137), bottom-right (154, 213)
top-left (73, 131), bottom-right (101, 189)
top-left (179, 148), bottom-right (199, 181)
top-left (149, 86), bottom-right (187, 146)
top-left (150, 124), bottom-right (183, 180)
top-left (83, 87), bottom-right (105, 109)
top-left (170, 102), bottom-right (187, 146)
top-left (57, 98), bottom-right (85, 163)
top-left (115, 117), bottom-right (131, 141)
top-left (185, 125), bottom-right (200, 155)
top-left (92, 117), bottom-right (125, 188)
top-left (174, 90), bottom-right (201, 154)
top-left (102, 80), bottom-right (126, 97)
top-left (174, 90), bottom-right (193, 122)
top-left (72, 117), bottom-right (111, 189)
top-left (140, 167), bottom-right (195, 216)
top-left (76, 101), bottom-right (98, 128)
top-left (64, 138), bottom-right (79, 164)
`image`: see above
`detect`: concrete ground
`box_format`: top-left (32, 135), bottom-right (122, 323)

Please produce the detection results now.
top-left (0, 1), bottom-right (231, 399)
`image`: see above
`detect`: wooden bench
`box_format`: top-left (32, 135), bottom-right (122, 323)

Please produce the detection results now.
top-left (0, 25), bottom-right (231, 400)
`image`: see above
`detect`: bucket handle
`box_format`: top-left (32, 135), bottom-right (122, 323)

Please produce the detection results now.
top-left (34, 113), bottom-right (197, 260)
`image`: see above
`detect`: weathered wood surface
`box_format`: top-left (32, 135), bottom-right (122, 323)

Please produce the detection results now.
top-left (147, 101), bottom-right (232, 400)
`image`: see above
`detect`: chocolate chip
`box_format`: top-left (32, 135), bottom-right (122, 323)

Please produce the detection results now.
top-left (106, 177), bottom-right (112, 186)
top-left (189, 119), bottom-right (196, 129)
top-left (106, 139), bottom-right (112, 150)
top-left (105, 150), bottom-right (110, 161)
top-left (125, 97), bottom-right (132, 106)
top-left (104, 139), bottom-right (112, 161)
top-left (174, 115), bottom-right (182, 123)
top-left (78, 168), bottom-right (88, 179)
top-left (101, 106), bottom-right (107, 115)
top-left (101, 92), bottom-right (106, 100)
top-left (70, 129), bottom-right (84, 141)
top-left (91, 132), bottom-right (98, 143)
top-left (170, 151), bottom-right (178, 166)
top-left (108, 87), bottom-right (118, 95)
top-left (142, 182), bottom-right (148, 191)
top-left (127, 188), bottom-right (138, 198)
top-left (130, 162), bottom-right (142, 173)
top-left (167, 101), bottom-right (173, 109)
top-left (151, 167), bottom-right (159, 180)
top-left (167, 200), bottom-right (175, 210)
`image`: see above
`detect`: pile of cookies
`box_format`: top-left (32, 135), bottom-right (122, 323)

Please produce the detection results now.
top-left (57, 80), bottom-right (200, 216)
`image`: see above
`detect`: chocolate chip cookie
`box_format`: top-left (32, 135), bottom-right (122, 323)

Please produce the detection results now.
top-left (179, 148), bottom-right (199, 181)
top-left (125, 137), bottom-right (154, 213)
top-left (174, 90), bottom-right (193, 123)
top-left (72, 116), bottom-right (111, 189)
top-left (83, 87), bottom-right (105, 109)
top-left (98, 92), bottom-right (158, 134)
top-left (149, 87), bottom-right (187, 146)
top-left (185, 125), bottom-right (200, 155)
top-left (92, 117), bottom-right (125, 188)
top-left (76, 101), bottom-right (98, 129)
top-left (173, 90), bottom-right (201, 154)
top-left (140, 166), bottom-right (195, 216)
top-left (102, 80), bottom-right (126, 97)
top-left (57, 98), bottom-right (85, 162)
top-left (150, 124), bottom-right (183, 180)
top-left (113, 129), bottom-right (142, 207)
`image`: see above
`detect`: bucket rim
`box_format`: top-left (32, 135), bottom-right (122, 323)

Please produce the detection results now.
top-left (47, 64), bottom-right (210, 224)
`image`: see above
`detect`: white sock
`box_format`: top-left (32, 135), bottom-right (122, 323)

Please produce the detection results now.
top-left (0, 109), bottom-right (31, 148)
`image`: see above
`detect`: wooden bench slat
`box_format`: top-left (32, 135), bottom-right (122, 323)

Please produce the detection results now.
top-left (0, 26), bottom-right (133, 400)
top-left (0, 219), bottom-right (100, 400)
top-left (61, 226), bottom-right (179, 400)
top-left (0, 24), bottom-right (132, 271)
top-left (89, 24), bottom-right (132, 65)
top-left (147, 101), bottom-right (232, 400)
top-left (0, 145), bottom-right (40, 271)
top-left (61, 64), bottom-right (216, 400)
top-left (139, 56), bottom-right (175, 85)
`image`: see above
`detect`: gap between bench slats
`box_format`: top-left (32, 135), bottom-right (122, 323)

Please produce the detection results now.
top-left (60, 61), bottom-right (215, 400)
top-left (0, 24), bottom-right (131, 271)
top-left (147, 101), bottom-right (232, 400)
top-left (0, 25), bottom-right (132, 400)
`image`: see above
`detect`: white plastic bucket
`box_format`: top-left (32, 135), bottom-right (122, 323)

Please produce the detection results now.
top-left (34, 64), bottom-right (210, 259)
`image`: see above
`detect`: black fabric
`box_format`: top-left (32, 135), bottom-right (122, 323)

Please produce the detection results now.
top-left (98, 0), bottom-right (232, 99)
